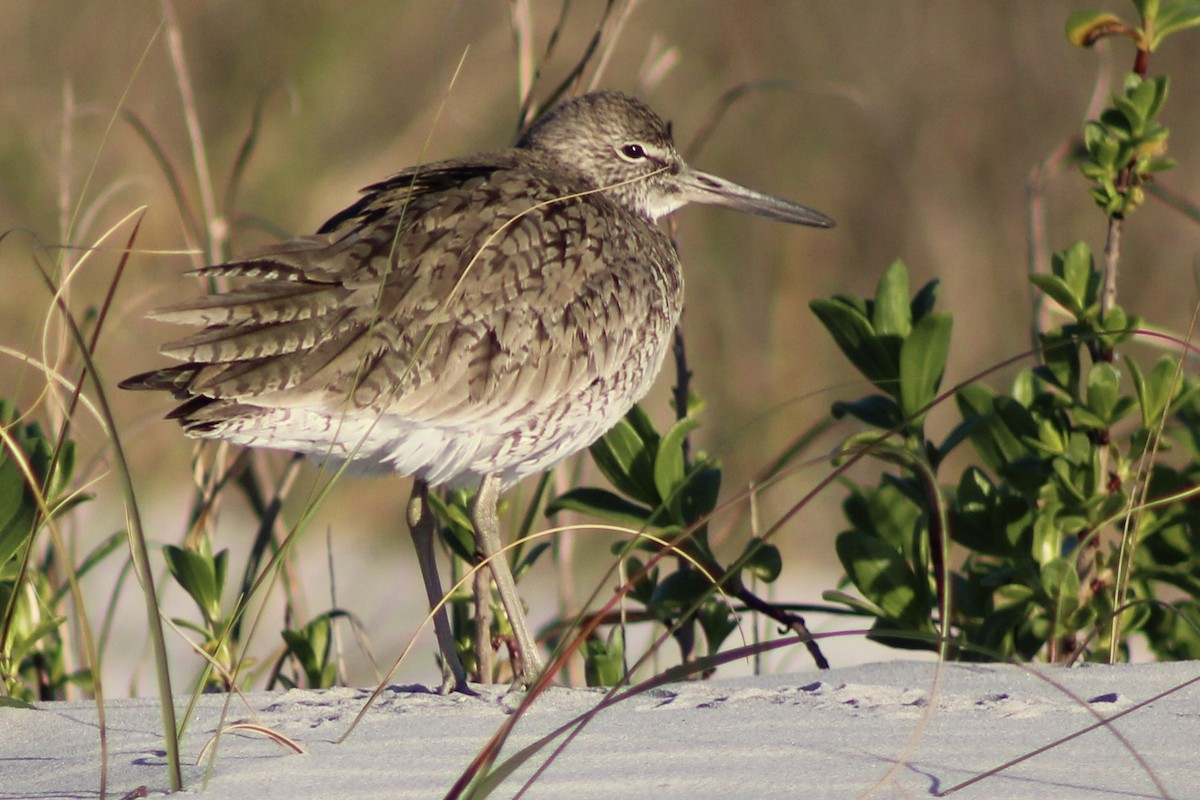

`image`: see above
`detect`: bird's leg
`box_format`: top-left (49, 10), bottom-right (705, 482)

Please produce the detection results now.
top-left (472, 474), bottom-right (544, 688)
top-left (406, 480), bottom-right (470, 694)
top-left (473, 550), bottom-right (493, 685)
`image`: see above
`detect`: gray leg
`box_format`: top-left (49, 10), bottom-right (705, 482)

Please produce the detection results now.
top-left (407, 480), bottom-right (470, 694)
top-left (473, 474), bottom-right (544, 688)
top-left (474, 553), bottom-right (493, 685)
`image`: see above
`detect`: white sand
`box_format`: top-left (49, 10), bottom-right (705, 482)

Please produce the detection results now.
top-left (6, 660), bottom-right (1198, 799)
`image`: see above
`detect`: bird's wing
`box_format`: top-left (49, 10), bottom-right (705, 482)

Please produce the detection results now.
top-left (129, 156), bottom-right (678, 433)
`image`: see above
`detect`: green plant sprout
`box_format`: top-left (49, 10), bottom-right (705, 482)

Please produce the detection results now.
top-left (815, 0), bottom-right (1200, 664)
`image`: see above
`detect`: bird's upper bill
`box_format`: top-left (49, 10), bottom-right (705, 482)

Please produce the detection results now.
top-left (664, 167), bottom-right (836, 228)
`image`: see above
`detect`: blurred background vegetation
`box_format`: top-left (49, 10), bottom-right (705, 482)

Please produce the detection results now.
top-left (2, 1), bottom-right (1199, 690)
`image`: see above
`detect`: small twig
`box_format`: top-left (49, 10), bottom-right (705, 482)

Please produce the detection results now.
top-left (685, 80), bottom-right (797, 161)
top-left (733, 584), bottom-right (828, 669)
top-left (671, 323), bottom-right (692, 458)
top-left (584, 0), bottom-right (640, 93)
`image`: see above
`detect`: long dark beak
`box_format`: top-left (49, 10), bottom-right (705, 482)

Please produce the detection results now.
top-left (676, 167), bottom-right (835, 228)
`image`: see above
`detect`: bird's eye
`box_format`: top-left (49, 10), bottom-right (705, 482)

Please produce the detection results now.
top-left (619, 143), bottom-right (647, 161)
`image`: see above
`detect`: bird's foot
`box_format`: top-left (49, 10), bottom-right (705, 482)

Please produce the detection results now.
top-left (438, 673), bottom-right (478, 697)
top-left (437, 658), bottom-right (477, 696)
top-left (505, 651), bottom-right (545, 693)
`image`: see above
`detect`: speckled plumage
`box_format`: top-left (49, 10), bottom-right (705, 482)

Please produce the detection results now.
top-left (123, 91), bottom-right (833, 690)
top-left (138, 151), bottom-right (681, 488)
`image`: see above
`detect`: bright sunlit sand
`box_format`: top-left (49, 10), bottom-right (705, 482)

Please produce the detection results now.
top-left (7, 661), bottom-right (1198, 799)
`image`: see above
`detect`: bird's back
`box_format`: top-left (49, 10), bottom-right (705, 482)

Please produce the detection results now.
top-left (124, 149), bottom-right (684, 486)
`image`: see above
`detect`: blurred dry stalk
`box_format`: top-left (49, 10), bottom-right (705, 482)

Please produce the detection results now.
top-left (2, 3), bottom-right (1200, 692)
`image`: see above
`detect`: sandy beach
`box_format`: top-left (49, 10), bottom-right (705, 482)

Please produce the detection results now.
top-left (6, 660), bottom-right (1198, 799)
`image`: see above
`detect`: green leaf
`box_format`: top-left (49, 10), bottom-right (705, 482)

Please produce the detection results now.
top-left (545, 487), bottom-right (658, 530)
top-left (588, 408), bottom-right (660, 507)
top-left (48, 439), bottom-right (76, 502)
top-left (584, 627), bottom-right (625, 687)
top-left (836, 530), bottom-right (929, 628)
top-left (830, 395), bottom-right (903, 430)
top-left (1128, 354), bottom-right (1180, 429)
top-left (955, 384), bottom-right (1010, 473)
top-left (5, 614), bottom-right (67, 665)
top-left (949, 467), bottom-right (1032, 556)
top-left (1032, 505), bottom-right (1065, 566)
top-left (697, 600), bottom-right (738, 655)
top-left (899, 312), bottom-right (952, 427)
top-left (995, 584), bottom-right (1036, 613)
top-left (654, 417), bottom-right (701, 520)
top-left (0, 696), bottom-right (36, 710)
top-left (811, 297), bottom-right (899, 397)
top-left (1147, 0), bottom-right (1200, 49)
top-left (1065, 10), bottom-right (1134, 47)
top-left (873, 259), bottom-right (912, 337)
top-left (1054, 241), bottom-right (1098, 313)
top-left (427, 488), bottom-right (474, 534)
top-left (742, 539), bottom-right (782, 583)
top-left (1039, 557), bottom-right (1081, 632)
top-left (0, 465), bottom-right (34, 568)
top-left (1085, 361), bottom-right (1122, 422)
top-left (681, 462), bottom-right (722, 525)
top-left (282, 615), bottom-right (336, 688)
top-left (426, 490), bottom-right (475, 562)
top-left (1037, 331), bottom-right (1082, 399)
top-left (163, 544), bottom-right (225, 626)
top-left (1083, 121), bottom-right (1111, 161)
top-left (1100, 305), bottom-right (1137, 348)
top-left (832, 431), bottom-right (912, 470)
top-left (1113, 93), bottom-right (1149, 137)
top-left (909, 279), bottom-right (940, 323)
top-left (1032, 416), bottom-right (1068, 455)
top-left (623, 555), bottom-right (659, 605)
top-left (281, 629), bottom-right (316, 668)
top-left (649, 566), bottom-right (713, 612)
top-left (822, 588), bottom-right (885, 618)
top-left (1130, 74), bottom-right (1163, 120)
top-left (1030, 274), bottom-right (1083, 318)
top-left (956, 385), bottom-right (1052, 494)
top-left (0, 451), bottom-right (23, 532)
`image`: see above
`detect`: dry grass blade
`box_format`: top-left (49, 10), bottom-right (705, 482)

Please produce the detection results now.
top-left (438, 506), bottom-right (781, 796)
top-left (3, 207), bottom-right (156, 795)
top-left (685, 80), bottom-right (810, 161)
top-left (454, 633), bottom-right (826, 800)
top-left (121, 110), bottom-right (203, 254)
top-left (32, 245), bottom-right (184, 791)
top-left (223, 82), bottom-right (299, 233)
top-left (1110, 302), bottom-right (1200, 655)
top-left (195, 722), bottom-right (307, 765)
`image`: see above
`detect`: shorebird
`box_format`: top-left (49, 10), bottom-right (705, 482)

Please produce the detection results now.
top-left (121, 90), bottom-right (833, 692)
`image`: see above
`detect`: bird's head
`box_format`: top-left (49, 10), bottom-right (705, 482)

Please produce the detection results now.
top-left (518, 90), bottom-right (834, 229)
